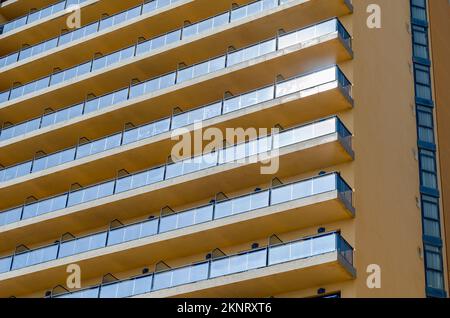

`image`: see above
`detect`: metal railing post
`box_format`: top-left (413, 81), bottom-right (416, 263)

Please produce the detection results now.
top-left (18, 205), bottom-right (25, 222)
top-left (56, 240), bottom-right (62, 259)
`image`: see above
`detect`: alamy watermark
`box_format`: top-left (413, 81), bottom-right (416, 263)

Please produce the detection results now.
top-left (65, 4), bottom-right (81, 29)
top-left (170, 123), bottom-right (280, 175)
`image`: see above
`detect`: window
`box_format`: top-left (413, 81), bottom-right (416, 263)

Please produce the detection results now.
top-left (424, 245), bottom-right (445, 291)
top-left (421, 195), bottom-right (441, 239)
top-left (414, 64), bottom-right (432, 101)
top-left (417, 106), bottom-right (435, 144)
top-left (419, 149), bottom-right (438, 190)
top-left (411, 0), bottom-right (428, 24)
top-left (412, 25), bottom-right (429, 61)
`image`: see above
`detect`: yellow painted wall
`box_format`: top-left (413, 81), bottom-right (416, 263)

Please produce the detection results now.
top-left (352, 0), bottom-right (425, 297)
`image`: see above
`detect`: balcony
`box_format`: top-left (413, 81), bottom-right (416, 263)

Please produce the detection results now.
top-left (0, 174), bottom-right (354, 297)
top-left (0, 0), bottom-right (58, 21)
top-left (51, 232), bottom-right (355, 298)
top-left (0, 116), bottom-right (354, 251)
top-left (0, 0), bottom-right (353, 121)
top-left (0, 17), bottom-right (353, 166)
top-left (0, 0), bottom-right (146, 53)
top-left (0, 65), bottom-right (353, 206)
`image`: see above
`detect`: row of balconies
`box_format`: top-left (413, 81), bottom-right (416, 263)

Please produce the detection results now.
top-left (48, 231), bottom-right (355, 298)
top-left (0, 0), bottom-right (352, 118)
top-left (0, 114), bottom-right (355, 297)
top-left (0, 15), bottom-right (352, 176)
top-left (0, 0), bottom-right (251, 84)
top-left (0, 0), bottom-right (88, 35)
top-left (0, 115), bottom-right (353, 229)
top-left (0, 0), bottom-right (352, 84)
top-left (0, 0), bottom-right (248, 69)
top-left (1, 1), bottom-right (337, 106)
top-left (0, 172), bottom-right (353, 278)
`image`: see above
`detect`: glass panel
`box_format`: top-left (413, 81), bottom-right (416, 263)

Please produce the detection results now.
top-left (0, 256), bottom-right (12, 273)
top-left (268, 243), bottom-right (291, 265)
top-left (313, 174), bottom-right (336, 194)
top-left (107, 219), bottom-right (158, 246)
top-left (12, 244), bottom-right (58, 270)
top-left (59, 232), bottom-right (107, 258)
top-left (210, 258), bottom-right (229, 278)
top-left (67, 181), bottom-right (114, 206)
top-left (0, 207), bottom-right (22, 226)
top-left (22, 194), bottom-right (68, 219)
top-left (153, 270), bottom-right (173, 290)
top-left (269, 234), bottom-right (336, 265)
top-left (290, 239), bottom-right (313, 259)
top-left (312, 234), bottom-right (336, 255)
top-left (1, 1), bottom-right (88, 35)
top-left (223, 86), bottom-right (274, 113)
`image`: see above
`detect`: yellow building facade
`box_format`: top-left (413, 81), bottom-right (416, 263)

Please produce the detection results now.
top-left (0, 0), bottom-right (448, 298)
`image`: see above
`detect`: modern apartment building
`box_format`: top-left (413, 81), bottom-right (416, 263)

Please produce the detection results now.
top-left (0, 0), bottom-right (448, 298)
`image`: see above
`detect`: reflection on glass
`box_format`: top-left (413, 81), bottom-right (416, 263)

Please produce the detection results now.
top-left (276, 68), bottom-right (336, 98)
top-left (172, 102), bottom-right (222, 129)
top-left (122, 118), bottom-right (170, 144)
top-left (0, 116), bottom-right (350, 231)
top-left (57, 287), bottom-right (100, 298)
top-left (227, 39), bottom-right (276, 66)
top-left (271, 173), bottom-right (336, 205)
top-left (99, 275), bottom-right (153, 298)
top-left (0, 256), bottom-right (12, 274)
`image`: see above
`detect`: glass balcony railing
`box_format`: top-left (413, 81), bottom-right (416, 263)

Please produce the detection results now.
top-left (0, 172), bottom-right (353, 274)
top-left (47, 232), bottom-right (353, 298)
top-left (0, 0), bottom-right (182, 69)
top-left (0, 0), bottom-right (291, 100)
top-left (0, 116), bottom-right (353, 228)
top-left (0, 0), bottom-right (88, 35)
top-left (0, 65), bottom-right (352, 183)
top-left (0, 17), bottom-right (351, 142)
